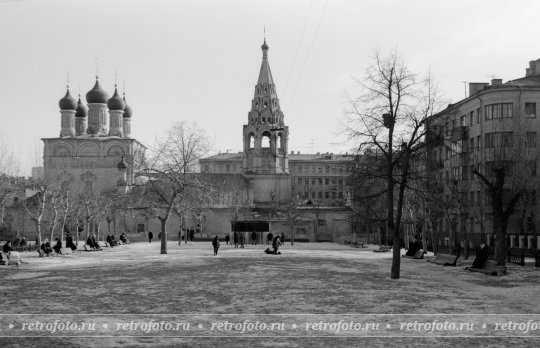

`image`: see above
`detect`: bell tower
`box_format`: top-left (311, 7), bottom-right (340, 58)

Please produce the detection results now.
top-left (242, 39), bottom-right (290, 207)
top-left (243, 39), bottom-right (289, 174)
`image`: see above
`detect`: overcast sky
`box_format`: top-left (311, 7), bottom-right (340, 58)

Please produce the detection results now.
top-left (1, 0), bottom-right (540, 175)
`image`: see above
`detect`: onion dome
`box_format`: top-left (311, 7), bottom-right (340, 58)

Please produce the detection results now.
top-left (123, 94), bottom-right (133, 118)
top-left (107, 86), bottom-right (125, 110)
top-left (75, 96), bottom-right (88, 118)
top-left (59, 87), bottom-right (77, 110)
top-left (85, 78), bottom-right (109, 103)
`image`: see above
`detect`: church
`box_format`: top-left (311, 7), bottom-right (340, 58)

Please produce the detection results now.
top-left (199, 40), bottom-right (357, 243)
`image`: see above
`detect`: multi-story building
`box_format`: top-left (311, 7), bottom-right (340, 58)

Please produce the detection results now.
top-left (200, 40), bottom-right (356, 242)
top-left (426, 58), bottom-right (540, 251)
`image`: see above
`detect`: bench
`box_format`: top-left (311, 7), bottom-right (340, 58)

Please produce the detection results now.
top-left (59, 248), bottom-right (73, 255)
top-left (84, 244), bottom-right (95, 252)
top-left (467, 260), bottom-right (507, 276)
top-left (1, 251), bottom-right (22, 266)
top-left (373, 245), bottom-right (392, 253)
top-left (403, 249), bottom-right (425, 259)
top-left (427, 247), bottom-right (461, 266)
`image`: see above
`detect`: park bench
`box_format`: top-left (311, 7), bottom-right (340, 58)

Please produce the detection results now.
top-left (1, 251), bottom-right (22, 266)
top-left (427, 247), bottom-right (461, 266)
top-left (467, 260), bottom-right (507, 276)
top-left (84, 244), bottom-right (95, 252)
top-left (373, 245), bottom-right (392, 253)
top-left (403, 249), bottom-right (425, 259)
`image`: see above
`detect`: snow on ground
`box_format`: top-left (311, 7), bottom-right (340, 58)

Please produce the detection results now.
top-left (1, 241), bottom-right (539, 347)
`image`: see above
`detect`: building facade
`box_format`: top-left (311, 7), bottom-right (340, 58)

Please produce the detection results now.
top-left (426, 58), bottom-right (540, 251)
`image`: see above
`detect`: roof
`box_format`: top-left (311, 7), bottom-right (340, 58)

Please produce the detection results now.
top-left (201, 152), bottom-right (354, 162)
top-left (505, 75), bottom-right (540, 87)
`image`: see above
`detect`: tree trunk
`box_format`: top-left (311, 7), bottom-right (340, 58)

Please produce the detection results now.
top-left (160, 218), bottom-right (168, 254)
top-left (495, 215), bottom-right (508, 266)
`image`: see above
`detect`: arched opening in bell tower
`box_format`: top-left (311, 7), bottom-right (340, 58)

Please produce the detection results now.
top-left (261, 131), bottom-right (271, 148)
top-left (249, 134), bottom-right (255, 148)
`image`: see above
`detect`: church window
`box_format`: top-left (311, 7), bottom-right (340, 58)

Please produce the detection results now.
top-left (318, 178), bottom-right (322, 185)
top-left (312, 179), bottom-right (315, 185)
top-left (298, 178), bottom-right (302, 185)
top-left (249, 135), bottom-right (255, 148)
top-left (265, 87), bottom-right (268, 93)
top-left (325, 178), bottom-right (329, 185)
top-left (264, 101), bottom-right (268, 108)
top-left (262, 117), bottom-right (266, 123)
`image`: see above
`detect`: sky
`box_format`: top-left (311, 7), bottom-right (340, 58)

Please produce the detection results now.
top-left (1, 0), bottom-right (540, 176)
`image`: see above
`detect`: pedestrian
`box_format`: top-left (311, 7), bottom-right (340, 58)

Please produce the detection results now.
top-left (272, 235), bottom-right (281, 254)
top-left (240, 233), bottom-right (245, 248)
top-left (234, 232), bottom-right (239, 248)
top-left (225, 234), bottom-right (230, 245)
top-left (267, 233), bottom-right (273, 245)
top-left (212, 236), bottom-right (220, 256)
top-left (251, 231), bottom-right (257, 245)
top-left (148, 231), bottom-right (153, 243)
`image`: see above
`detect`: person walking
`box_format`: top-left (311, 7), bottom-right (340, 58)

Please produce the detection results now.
top-left (212, 236), bottom-right (220, 256)
top-left (225, 234), bottom-right (230, 245)
top-left (239, 233), bottom-right (245, 248)
top-left (148, 231), bottom-right (153, 243)
top-left (233, 232), bottom-right (239, 248)
top-left (251, 231), bottom-right (257, 245)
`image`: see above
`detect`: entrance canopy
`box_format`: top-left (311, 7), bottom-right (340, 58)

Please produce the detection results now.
top-left (231, 221), bottom-right (269, 232)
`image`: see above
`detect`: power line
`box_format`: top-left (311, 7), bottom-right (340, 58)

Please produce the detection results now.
top-left (286, 0), bottom-right (328, 112)
top-left (283, 0), bottom-right (315, 96)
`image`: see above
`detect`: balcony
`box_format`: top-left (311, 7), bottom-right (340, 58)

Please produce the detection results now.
top-left (451, 126), bottom-right (468, 141)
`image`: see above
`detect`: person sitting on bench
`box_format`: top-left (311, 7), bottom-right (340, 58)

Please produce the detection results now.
top-left (91, 235), bottom-right (101, 250)
top-left (41, 239), bottom-right (53, 256)
top-left (119, 233), bottom-right (128, 244)
top-left (106, 234), bottom-right (114, 247)
top-left (472, 243), bottom-right (489, 269)
top-left (20, 237), bottom-right (27, 247)
top-left (405, 238), bottom-right (421, 257)
top-left (65, 233), bottom-right (77, 251)
top-left (3, 240), bottom-right (13, 258)
top-left (53, 238), bottom-right (62, 254)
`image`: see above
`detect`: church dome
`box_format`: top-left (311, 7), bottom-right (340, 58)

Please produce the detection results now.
top-left (75, 96), bottom-right (88, 118)
top-left (86, 79), bottom-right (109, 104)
top-left (59, 88), bottom-right (77, 110)
top-left (107, 86), bottom-right (125, 111)
top-left (123, 96), bottom-right (133, 118)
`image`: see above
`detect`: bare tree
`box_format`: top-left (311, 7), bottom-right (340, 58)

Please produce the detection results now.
top-left (471, 117), bottom-right (540, 266)
top-left (141, 122), bottom-right (213, 254)
top-left (345, 51), bottom-right (442, 279)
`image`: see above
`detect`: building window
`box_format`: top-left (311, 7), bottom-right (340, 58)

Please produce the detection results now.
top-left (325, 178), bottom-right (329, 185)
top-left (525, 103), bottom-right (537, 118)
top-left (318, 192), bottom-right (322, 199)
top-left (312, 179), bottom-right (316, 185)
top-left (298, 178), bottom-right (302, 185)
top-left (469, 111), bottom-right (474, 126)
top-left (312, 166), bottom-right (315, 173)
top-left (526, 132), bottom-right (537, 148)
top-left (312, 191), bottom-right (316, 199)
top-left (325, 192), bottom-right (329, 199)
top-left (476, 108), bottom-right (481, 124)
top-left (332, 192), bottom-right (336, 199)
top-left (298, 166), bottom-right (302, 173)
top-left (485, 103), bottom-right (513, 120)
top-left (318, 178), bottom-right (323, 185)
top-left (305, 179), bottom-right (309, 185)
top-left (339, 192), bottom-right (343, 199)
top-left (318, 167), bottom-right (322, 173)
top-left (476, 135), bottom-right (481, 150)
top-left (528, 161), bottom-right (537, 176)
top-left (325, 166), bottom-right (329, 173)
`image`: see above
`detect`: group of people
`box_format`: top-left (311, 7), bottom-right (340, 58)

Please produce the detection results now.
top-left (405, 237), bottom-right (423, 257)
top-left (213, 232), bottom-right (285, 256)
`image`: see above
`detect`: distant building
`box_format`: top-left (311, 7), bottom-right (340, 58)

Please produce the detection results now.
top-left (200, 40), bottom-right (357, 242)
